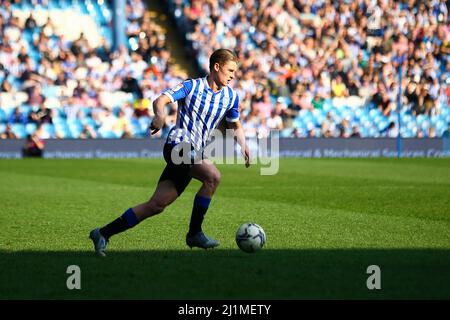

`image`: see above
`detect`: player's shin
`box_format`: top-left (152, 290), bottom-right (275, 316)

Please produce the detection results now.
top-left (187, 194), bottom-right (211, 236)
top-left (99, 208), bottom-right (139, 239)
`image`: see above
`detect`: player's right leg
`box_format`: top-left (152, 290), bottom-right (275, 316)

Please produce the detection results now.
top-left (185, 159), bottom-right (221, 249)
top-left (89, 180), bottom-right (178, 257)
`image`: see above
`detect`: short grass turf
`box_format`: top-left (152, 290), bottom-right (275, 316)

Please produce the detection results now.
top-left (0, 158), bottom-right (449, 299)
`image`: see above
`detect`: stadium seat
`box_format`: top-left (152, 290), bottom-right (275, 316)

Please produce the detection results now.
top-left (25, 123), bottom-right (37, 135)
top-left (100, 130), bottom-right (118, 139)
top-left (0, 109), bottom-right (7, 123)
top-left (81, 117), bottom-right (98, 129)
top-left (129, 122), bottom-right (142, 137)
top-left (280, 128), bottom-right (292, 138)
top-left (11, 123), bottom-right (27, 138)
top-left (138, 116), bottom-right (152, 132)
top-left (41, 123), bottom-right (56, 138)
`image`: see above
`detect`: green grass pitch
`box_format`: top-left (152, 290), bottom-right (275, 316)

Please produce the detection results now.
top-left (0, 158), bottom-right (449, 299)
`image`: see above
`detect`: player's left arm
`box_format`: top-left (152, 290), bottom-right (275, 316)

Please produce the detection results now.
top-left (227, 120), bottom-right (250, 168)
top-left (225, 92), bottom-right (250, 167)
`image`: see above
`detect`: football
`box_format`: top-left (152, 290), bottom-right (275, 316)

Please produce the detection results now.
top-left (235, 223), bottom-right (266, 253)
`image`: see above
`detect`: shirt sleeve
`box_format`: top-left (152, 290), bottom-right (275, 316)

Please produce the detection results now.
top-left (226, 92), bottom-right (240, 122)
top-left (162, 79), bottom-right (193, 103)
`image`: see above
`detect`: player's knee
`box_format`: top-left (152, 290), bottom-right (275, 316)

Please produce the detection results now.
top-left (147, 198), bottom-right (168, 215)
top-left (205, 171), bottom-right (221, 190)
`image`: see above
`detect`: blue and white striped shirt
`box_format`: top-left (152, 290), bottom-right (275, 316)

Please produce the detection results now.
top-left (162, 77), bottom-right (240, 151)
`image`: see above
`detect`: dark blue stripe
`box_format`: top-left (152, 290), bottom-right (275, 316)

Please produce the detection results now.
top-left (201, 92), bottom-right (217, 149)
top-left (176, 99), bottom-right (185, 144)
top-left (179, 80), bottom-right (198, 135)
top-left (177, 98), bottom-right (186, 130)
top-left (189, 82), bottom-right (207, 135)
top-left (203, 89), bottom-right (223, 143)
top-left (186, 80), bottom-right (201, 135)
top-left (210, 88), bottom-right (232, 130)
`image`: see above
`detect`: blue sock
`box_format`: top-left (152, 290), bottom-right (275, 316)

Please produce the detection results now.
top-left (121, 208), bottom-right (139, 227)
top-left (99, 208), bottom-right (139, 239)
top-left (188, 195), bottom-right (211, 236)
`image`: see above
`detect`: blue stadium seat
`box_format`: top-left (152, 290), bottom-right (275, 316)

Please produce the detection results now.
top-left (42, 86), bottom-right (59, 98)
top-left (67, 118), bottom-right (83, 127)
top-left (280, 128), bottom-right (292, 138)
top-left (100, 131), bottom-right (118, 139)
top-left (406, 119), bottom-right (416, 130)
top-left (81, 117), bottom-right (97, 129)
top-left (59, 0), bottom-right (72, 9)
top-left (52, 117), bottom-right (66, 126)
top-left (55, 122), bottom-right (71, 137)
top-left (11, 123), bottom-right (27, 138)
top-left (69, 121), bottom-right (83, 138)
top-left (130, 122), bottom-right (142, 137)
top-left (19, 105), bottom-right (32, 118)
top-left (81, 107), bottom-right (93, 118)
top-left (0, 109), bottom-right (7, 123)
top-left (22, 29), bottom-right (33, 43)
top-left (25, 122), bottom-right (37, 135)
top-left (42, 123), bottom-right (55, 137)
top-left (368, 127), bottom-right (379, 137)
top-left (359, 127), bottom-right (368, 137)
top-left (377, 120), bottom-right (389, 131)
top-left (138, 116), bottom-right (152, 132)
top-left (369, 108), bottom-right (382, 119)
top-left (78, 1), bottom-right (90, 15)
top-left (323, 99), bottom-right (333, 112)
top-left (292, 117), bottom-right (304, 129)
top-left (435, 120), bottom-right (447, 136)
top-left (48, 1), bottom-right (60, 9)
top-left (92, 1), bottom-right (107, 24)
top-left (421, 119), bottom-right (431, 131)
top-left (20, 0), bottom-right (33, 10)
top-left (101, 26), bottom-right (113, 45)
top-left (416, 114), bottom-right (428, 126)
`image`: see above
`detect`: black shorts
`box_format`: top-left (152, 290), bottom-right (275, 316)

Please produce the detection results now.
top-left (158, 142), bottom-right (204, 195)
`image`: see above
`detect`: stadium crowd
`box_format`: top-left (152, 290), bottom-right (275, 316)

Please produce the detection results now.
top-left (169, 0), bottom-right (450, 138)
top-left (0, 0), bottom-right (449, 140)
top-left (0, 0), bottom-right (186, 139)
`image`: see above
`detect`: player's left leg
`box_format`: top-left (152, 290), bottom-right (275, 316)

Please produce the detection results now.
top-left (89, 180), bottom-right (179, 257)
top-left (185, 159), bottom-right (221, 249)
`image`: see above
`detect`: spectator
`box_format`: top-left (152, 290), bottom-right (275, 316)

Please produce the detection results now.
top-left (8, 107), bottom-right (27, 124)
top-left (0, 124), bottom-right (17, 139)
top-left (22, 133), bottom-right (45, 158)
top-left (167, 0), bottom-right (449, 138)
top-left (79, 124), bottom-right (97, 139)
top-left (121, 72), bottom-right (143, 100)
top-left (29, 101), bottom-right (53, 125)
top-left (381, 122), bottom-right (399, 138)
top-left (350, 125), bottom-right (361, 138)
top-left (267, 109), bottom-right (284, 131)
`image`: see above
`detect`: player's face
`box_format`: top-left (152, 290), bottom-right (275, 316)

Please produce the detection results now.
top-left (216, 61), bottom-right (238, 87)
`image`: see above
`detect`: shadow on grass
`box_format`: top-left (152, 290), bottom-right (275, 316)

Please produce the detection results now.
top-left (0, 249), bottom-right (449, 299)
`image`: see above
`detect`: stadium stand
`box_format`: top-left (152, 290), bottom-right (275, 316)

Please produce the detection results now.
top-left (166, 0), bottom-right (450, 138)
top-left (0, 0), bottom-right (186, 139)
top-left (0, 0), bottom-right (449, 140)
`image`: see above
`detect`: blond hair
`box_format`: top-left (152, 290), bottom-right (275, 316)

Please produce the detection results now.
top-left (209, 49), bottom-right (239, 71)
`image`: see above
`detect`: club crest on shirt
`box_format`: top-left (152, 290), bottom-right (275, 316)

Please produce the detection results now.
top-left (172, 83), bottom-right (184, 92)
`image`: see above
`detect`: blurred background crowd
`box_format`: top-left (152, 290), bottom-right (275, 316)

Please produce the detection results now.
top-left (0, 0), bottom-right (449, 140)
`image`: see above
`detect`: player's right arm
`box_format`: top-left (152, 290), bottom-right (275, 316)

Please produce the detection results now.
top-left (150, 80), bottom-right (193, 135)
top-left (150, 94), bottom-right (171, 135)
